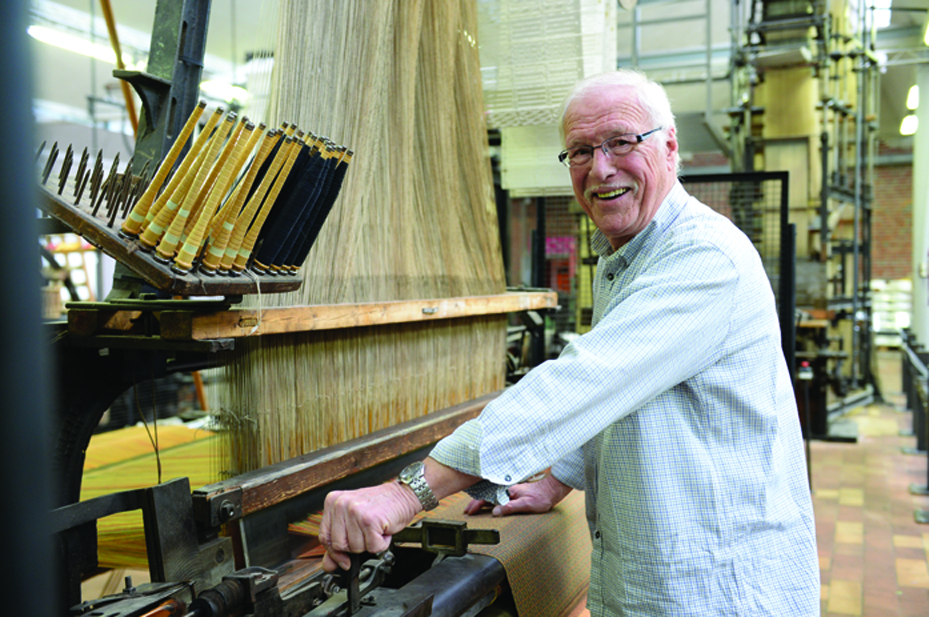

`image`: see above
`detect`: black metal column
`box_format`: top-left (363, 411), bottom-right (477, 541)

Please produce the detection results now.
top-left (0, 2), bottom-right (55, 615)
top-left (115, 0), bottom-right (213, 170)
top-left (528, 198), bottom-right (547, 365)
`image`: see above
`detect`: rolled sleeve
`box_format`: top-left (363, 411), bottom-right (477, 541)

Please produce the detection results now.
top-left (429, 418), bottom-right (511, 505)
top-left (551, 448), bottom-right (586, 490)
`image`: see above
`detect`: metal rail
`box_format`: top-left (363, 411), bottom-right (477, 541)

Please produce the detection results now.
top-left (901, 330), bottom-right (929, 523)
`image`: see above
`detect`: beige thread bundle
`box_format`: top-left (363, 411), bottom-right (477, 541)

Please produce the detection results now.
top-left (216, 0), bottom-right (507, 476)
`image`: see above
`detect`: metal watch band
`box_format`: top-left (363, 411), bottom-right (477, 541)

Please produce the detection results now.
top-left (399, 462), bottom-right (439, 511)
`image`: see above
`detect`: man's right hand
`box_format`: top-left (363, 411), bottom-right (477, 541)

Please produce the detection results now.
top-left (320, 457), bottom-right (481, 572)
top-left (319, 481), bottom-right (422, 572)
top-left (463, 473), bottom-right (573, 517)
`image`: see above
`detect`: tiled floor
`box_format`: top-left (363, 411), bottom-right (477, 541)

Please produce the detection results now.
top-left (815, 350), bottom-right (929, 616)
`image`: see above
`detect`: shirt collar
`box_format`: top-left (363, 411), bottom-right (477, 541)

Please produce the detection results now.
top-left (589, 180), bottom-right (688, 264)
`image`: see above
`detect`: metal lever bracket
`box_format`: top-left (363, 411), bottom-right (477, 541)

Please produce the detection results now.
top-left (392, 519), bottom-right (500, 558)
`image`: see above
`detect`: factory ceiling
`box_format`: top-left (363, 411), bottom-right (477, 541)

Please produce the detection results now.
top-left (29, 0), bottom-right (929, 159)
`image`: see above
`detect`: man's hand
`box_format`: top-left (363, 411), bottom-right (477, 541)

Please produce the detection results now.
top-left (463, 473), bottom-right (573, 517)
top-left (319, 481), bottom-right (421, 572)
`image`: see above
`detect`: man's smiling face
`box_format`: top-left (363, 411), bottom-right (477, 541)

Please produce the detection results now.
top-left (563, 84), bottom-right (678, 250)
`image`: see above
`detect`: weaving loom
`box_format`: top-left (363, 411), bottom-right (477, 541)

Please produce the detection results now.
top-left (47, 1), bottom-right (583, 616)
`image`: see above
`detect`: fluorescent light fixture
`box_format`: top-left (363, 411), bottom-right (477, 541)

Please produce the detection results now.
top-left (908, 85), bottom-right (920, 110)
top-left (900, 114), bottom-right (919, 136)
top-left (28, 25), bottom-right (116, 64)
top-left (925, 13), bottom-right (929, 46)
top-left (200, 81), bottom-right (249, 104)
top-left (873, 0), bottom-right (892, 29)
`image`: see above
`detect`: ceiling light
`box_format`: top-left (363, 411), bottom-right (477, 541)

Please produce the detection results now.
top-left (200, 81), bottom-right (249, 104)
top-left (925, 13), bottom-right (929, 46)
top-left (907, 85), bottom-right (920, 110)
top-left (873, 0), bottom-right (892, 29)
top-left (27, 25), bottom-right (116, 64)
top-left (900, 114), bottom-right (919, 136)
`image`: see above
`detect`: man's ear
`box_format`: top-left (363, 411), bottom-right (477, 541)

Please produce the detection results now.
top-left (664, 127), bottom-right (679, 162)
top-left (665, 127), bottom-right (678, 172)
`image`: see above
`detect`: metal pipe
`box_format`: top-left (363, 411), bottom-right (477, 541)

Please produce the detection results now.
top-left (99, 0), bottom-right (139, 136)
top-left (903, 336), bottom-right (929, 381)
top-left (818, 8), bottom-right (832, 260)
top-left (850, 2), bottom-right (868, 387)
top-left (704, 0), bottom-right (712, 133)
top-left (632, 5), bottom-right (641, 68)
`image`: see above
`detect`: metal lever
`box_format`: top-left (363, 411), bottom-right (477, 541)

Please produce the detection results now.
top-left (331, 551), bottom-right (396, 616)
top-left (340, 554), bottom-right (362, 614)
top-left (392, 519), bottom-right (499, 558)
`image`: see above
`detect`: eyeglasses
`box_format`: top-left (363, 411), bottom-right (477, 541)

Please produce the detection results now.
top-left (558, 127), bottom-right (663, 168)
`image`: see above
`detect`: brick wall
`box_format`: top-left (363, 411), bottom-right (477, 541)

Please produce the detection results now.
top-left (872, 144), bottom-right (913, 281)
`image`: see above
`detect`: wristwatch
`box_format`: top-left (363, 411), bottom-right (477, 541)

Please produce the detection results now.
top-left (398, 461), bottom-right (439, 511)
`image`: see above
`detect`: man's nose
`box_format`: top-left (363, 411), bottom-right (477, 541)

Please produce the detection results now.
top-left (588, 146), bottom-right (616, 180)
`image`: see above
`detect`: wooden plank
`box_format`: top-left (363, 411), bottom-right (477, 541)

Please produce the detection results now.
top-left (67, 308), bottom-right (145, 336)
top-left (798, 319), bottom-right (830, 329)
top-left (161, 291), bottom-right (558, 340)
top-left (192, 391), bottom-right (501, 520)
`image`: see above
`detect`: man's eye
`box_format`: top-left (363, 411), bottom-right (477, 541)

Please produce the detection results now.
top-left (569, 148), bottom-right (592, 160)
top-left (607, 138), bottom-right (633, 150)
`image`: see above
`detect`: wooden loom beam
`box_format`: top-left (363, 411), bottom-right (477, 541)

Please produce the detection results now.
top-left (192, 391), bottom-right (501, 525)
top-left (160, 291), bottom-right (558, 340)
top-left (66, 291), bottom-right (558, 340)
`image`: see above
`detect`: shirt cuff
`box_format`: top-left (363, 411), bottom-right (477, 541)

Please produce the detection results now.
top-left (430, 419), bottom-right (483, 474)
top-left (463, 480), bottom-right (511, 506)
top-left (429, 419), bottom-right (511, 506)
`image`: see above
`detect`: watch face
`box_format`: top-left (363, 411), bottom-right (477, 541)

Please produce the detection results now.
top-left (400, 461), bottom-right (423, 483)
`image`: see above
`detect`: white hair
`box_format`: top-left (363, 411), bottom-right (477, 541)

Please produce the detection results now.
top-left (558, 69), bottom-right (680, 172)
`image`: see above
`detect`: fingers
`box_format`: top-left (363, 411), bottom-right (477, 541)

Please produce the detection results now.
top-left (492, 497), bottom-right (539, 516)
top-left (323, 491), bottom-right (389, 554)
top-left (361, 525), bottom-right (392, 555)
top-left (322, 548), bottom-right (350, 572)
top-left (319, 483), bottom-right (419, 567)
top-left (463, 499), bottom-right (491, 515)
top-left (490, 481), bottom-right (561, 516)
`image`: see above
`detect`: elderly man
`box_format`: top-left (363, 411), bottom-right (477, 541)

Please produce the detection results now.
top-left (320, 69), bottom-right (819, 615)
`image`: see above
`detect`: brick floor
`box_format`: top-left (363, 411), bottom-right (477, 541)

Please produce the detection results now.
top-left (818, 351), bottom-right (929, 616)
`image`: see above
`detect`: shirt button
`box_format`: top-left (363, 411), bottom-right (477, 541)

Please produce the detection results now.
top-left (594, 531), bottom-right (601, 539)
top-left (606, 273), bottom-right (614, 281)
top-left (504, 475), bottom-right (511, 482)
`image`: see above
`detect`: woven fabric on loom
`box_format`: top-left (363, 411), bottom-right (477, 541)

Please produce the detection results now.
top-left (420, 491), bottom-right (591, 617)
top-left (289, 489), bottom-right (591, 617)
top-left (80, 426), bottom-right (219, 570)
top-left (83, 423), bottom-right (214, 471)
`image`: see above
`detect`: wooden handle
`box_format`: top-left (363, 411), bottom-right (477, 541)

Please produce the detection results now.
top-left (153, 114), bottom-right (235, 260)
top-left (201, 126), bottom-right (273, 272)
top-left (175, 122), bottom-right (257, 271)
top-left (121, 101), bottom-right (206, 236)
top-left (233, 138), bottom-right (304, 271)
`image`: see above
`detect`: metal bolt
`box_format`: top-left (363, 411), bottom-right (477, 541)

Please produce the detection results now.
top-left (219, 500), bottom-right (236, 522)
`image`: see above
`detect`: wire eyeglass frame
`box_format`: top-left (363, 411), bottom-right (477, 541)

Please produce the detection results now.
top-left (558, 127), bottom-right (663, 168)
